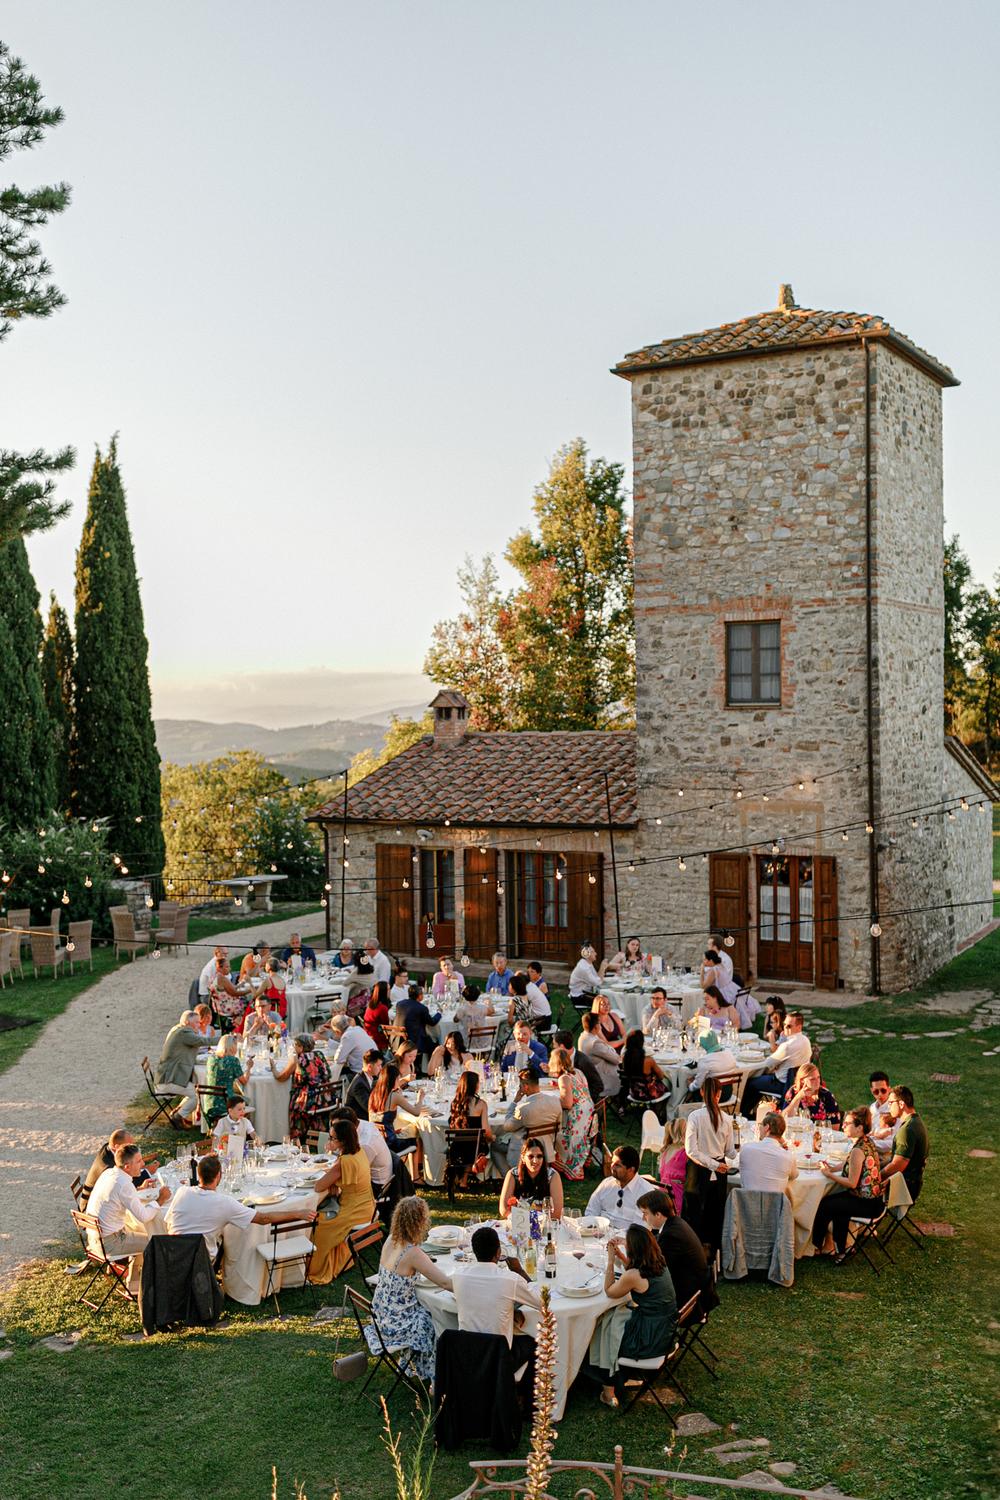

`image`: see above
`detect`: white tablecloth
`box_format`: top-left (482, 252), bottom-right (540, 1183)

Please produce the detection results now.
top-left (286, 979), bottom-right (356, 1035)
top-left (643, 1039), bottom-right (773, 1117)
top-left (604, 980), bottom-right (703, 1030)
top-left (415, 1237), bottom-right (615, 1419)
top-left (727, 1155), bottom-right (913, 1258)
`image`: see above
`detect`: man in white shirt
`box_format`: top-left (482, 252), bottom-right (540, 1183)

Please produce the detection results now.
top-left (737, 1112), bottom-right (799, 1193)
top-left (868, 1071), bottom-right (895, 1147)
top-left (568, 944), bottom-right (606, 1012)
top-left (364, 938), bottom-right (392, 988)
top-left (331, 1015), bottom-right (370, 1075)
top-left (452, 1225), bottom-right (541, 1349)
top-left (329, 1105), bottom-right (394, 1190)
top-left (742, 1012), bottom-right (811, 1116)
top-left (584, 1146), bottom-right (652, 1231)
top-left (166, 1153), bottom-right (315, 1261)
top-left (389, 968), bottom-right (410, 1008)
top-left (211, 1098), bottom-right (257, 1157)
top-left (690, 1046), bottom-right (740, 1094)
top-left (87, 1143), bottom-right (171, 1290)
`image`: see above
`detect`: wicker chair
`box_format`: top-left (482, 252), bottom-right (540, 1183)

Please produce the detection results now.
top-left (0, 929), bottom-right (15, 988)
top-left (110, 906), bottom-right (149, 961)
top-left (30, 928), bottom-right (67, 978)
top-left (7, 908), bottom-right (30, 967)
top-left (159, 906), bottom-right (191, 955)
top-left (68, 920), bottom-right (94, 974)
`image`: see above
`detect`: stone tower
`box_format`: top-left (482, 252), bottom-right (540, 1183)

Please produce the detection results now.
top-left (614, 287), bottom-right (994, 993)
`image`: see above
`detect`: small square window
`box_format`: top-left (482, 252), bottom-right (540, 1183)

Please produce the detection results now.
top-left (726, 620), bottom-right (781, 706)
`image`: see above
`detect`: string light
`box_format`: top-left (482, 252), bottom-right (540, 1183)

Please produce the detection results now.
top-left (37, 863), bottom-right (45, 874)
top-left (481, 874), bottom-right (489, 884)
top-left (677, 857), bottom-right (687, 872)
top-left (841, 832), bottom-right (849, 842)
top-left (444, 819), bottom-right (451, 827)
top-left (627, 862), bottom-right (635, 873)
top-left (960, 798), bottom-right (969, 811)
top-left (770, 841), bottom-right (780, 855)
top-left (723, 933), bottom-right (735, 948)
top-left (402, 878), bottom-right (409, 889)
top-left (555, 867), bottom-right (563, 881)
top-left (343, 858), bottom-right (350, 868)
top-left (762, 793), bottom-right (769, 803)
top-left (587, 872), bottom-right (597, 885)
top-left (655, 817), bottom-right (662, 826)
top-left (324, 882), bottom-right (332, 892)
top-left (677, 789), bottom-right (684, 797)
top-left (120, 866), bottom-right (128, 874)
top-left (735, 789), bottom-right (743, 800)
top-left (67, 940), bottom-right (75, 953)
top-left (61, 890), bottom-right (70, 904)
top-left (865, 822), bottom-right (874, 835)
top-left (151, 945), bottom-right (161, 958)
top-left (320, 896), bottom-right (328, 907)
top-left (870, 921), bottom-right (882, 938)
top-left (947, 810), bottom-right (956, 821)
top-left (798, 781), bottom-right (805, 791)
top-left (1, 871), bottom-right (8, 884)
top-left (496, 881), bottom-right (505, 896)
top-left (135, 815), bottom-right (143, 823)
top-left (460, 952), bottom-right (470, 967)
top-left (270, 863), bottom-right (277, 873)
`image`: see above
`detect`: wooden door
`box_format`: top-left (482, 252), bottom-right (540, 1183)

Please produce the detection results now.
top-left (418, 848), bottom-right (456, 956)
top-left (463, 847), bottom-right (498, 959)
top-left (375, 844), bottom-right (414, 957)
top-left (709, 853), bottom-right (749, 982)
top-left (565, 850), bottom-right (604, 966)
top-left (515, 851), bottom-right (570, 961)
top-left (814, 855), bottom-right (839, 990)
top-left (756, 856), bottom-right (814, 985)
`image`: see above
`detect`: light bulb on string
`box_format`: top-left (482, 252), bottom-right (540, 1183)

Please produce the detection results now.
top-left (496, 882), bottom-right (505, 896)
top-left (762, 794), bottom-right (769, 803)
top-left (135, 815), bottom-right (143, 823)
top-left (655, 817), bottom-right (662, 827)
top-left (61, 890), bottom-right (70, 905)
top-left (151, 946), bottom-right (161, 959)
top-left (270, 864), bottom-right (277, 872)
top-left (145, 895), bottom-right (154, 908)
top-left (535, 838), bottom-right (542, 847)
top-left (797, 781), bottom-right (805, 792)
top-left (37, 863), bottom-right (45, 874)
top-left (1, 871), bottom-right (9, 884)
top-left (402, 878), bottom-right (409, 889)
top-left (865, 822), bottom-right (874, 835)
top-left (677, 857), bottom-right (687, 872)
top-left (701, 852), bottom-right (708, 863)
top-left (735, 789), bottom-right (743, 800)
top-left (444, 818), bottom-right (451, 827)
top-left (978, 801), bottom-right (988, 813)
top-left (723, 933), bottom-right (735, 948)
top-left (84, 875), bottom-right (93, 889)
top-left (677, 789), bottom-right (683, 797)
top-left (460, 953), bottom-right (470, 968)
top-left (67, 940), bottom-right (75, 953)
top-left (841, 832), bottom-right (848, 843)
top-left (324, 882), bottom-right (332, 892)
top-left (555, 867), bottom-right (563, 881)
top-left (412, 853), bottom-right (418, 864)
top-left (870, 921), bottom-right (882, 938)
top-left (947, 810), bottom-right (956, 821)
top-left (234, 896), bottom-right (242, 907)
top-left (593, 829), bottom-right (600, 838)
top-left (770, 841), bottom-right (780, 855)
top-left (320, 897), bottom-right (328, 907)
top-left (627, 863), bottom-right (636, 874)
top-left (960, 798), bottom-right (969, 811)
top-left (165, 880), bottom-right (173, 891)
top-left (343, 836), bottom-right (350, 846)
top-left (481, 874), bottom-right (488, 884)
top-left (395, 828), bottom-right (401, 837)
top-left (286, 842), bottom-right (293, 850)
top-left (343, 858), bottom-right (350, 868)
top-left (910, 818), bottom-right (919, 828)
top-left (587, 873), bottom-right (597, 885)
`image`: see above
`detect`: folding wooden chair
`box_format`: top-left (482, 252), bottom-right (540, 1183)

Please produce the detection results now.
top-left (69, 1210), bottom-right (138, 1315)
top-left (617, 1291), bottom-right (704, 1420)
top-left (338, 1220), bottom-right (384, 1282)
top-left (443, 1126), bottom-right (484, 1204)
top-left (70, 1174), bottom-right (85, 1209)
top-left (345, 1286), bottom-right (424, 1402)
top-left (714, 1072), bottom-right (747, 1117)
top-left (467, 1025), bottom-right (495, 1058)
top-left (141, 1056), bottom-right (185, 1130)
top-left (585, 1098), bottom-right (609, 1174)
top-left (255, 1218), bottom-right (317, 1314)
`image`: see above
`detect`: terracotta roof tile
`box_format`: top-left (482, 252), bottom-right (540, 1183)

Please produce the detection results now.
top-left (614, 287), bottom-right (958, 387)
top-left (309, 732), bottom-right (637, 828)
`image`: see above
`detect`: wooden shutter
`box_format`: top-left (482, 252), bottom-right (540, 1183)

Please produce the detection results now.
top-left (463, 847), bottom-right (498, 959)
top-left (814, 855), bottom-right (839, 991)
top-left (565, 850), bottom-right (604, 966)
top-left (709, 853), bottom-right (750, 982)
top-left (375, 845), bottom-right (414, 958)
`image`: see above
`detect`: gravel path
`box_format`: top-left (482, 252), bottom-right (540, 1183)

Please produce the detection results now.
top-left (0, 914), bottom-right (324, 1292)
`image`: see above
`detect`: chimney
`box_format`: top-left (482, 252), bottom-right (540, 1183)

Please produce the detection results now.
top-left (777, 283), bottom-right (797, 312)
top-left (429, 689), bottom-right (470, 745)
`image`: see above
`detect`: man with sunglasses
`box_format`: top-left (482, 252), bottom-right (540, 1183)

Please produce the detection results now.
top-left (868, 1071), bottom-right (896, 1151)
top-left (584, 1145), bottom-right (652, 1232)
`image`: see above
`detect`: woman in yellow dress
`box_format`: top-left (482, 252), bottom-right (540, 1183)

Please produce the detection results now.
top-left (308, 1117), bottom-right (376, 1284)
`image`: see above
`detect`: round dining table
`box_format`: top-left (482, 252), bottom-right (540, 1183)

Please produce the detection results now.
top-left (602, 976), bottom-right (704, 1031)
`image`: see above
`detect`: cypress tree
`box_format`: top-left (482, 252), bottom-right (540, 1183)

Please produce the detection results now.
top-left (41, 593), bottom-right (74, 813)
top-left (73, 440), bottom-right (163, 869)
top-left (0, 537), bottom-right (55, 822)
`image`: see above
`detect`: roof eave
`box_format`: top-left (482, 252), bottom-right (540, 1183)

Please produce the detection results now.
top-left (308, 812), bottom-right (638, 831)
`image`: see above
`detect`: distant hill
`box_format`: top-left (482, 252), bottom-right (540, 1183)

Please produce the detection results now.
top-left (155, 717), bottom-right (386, 771)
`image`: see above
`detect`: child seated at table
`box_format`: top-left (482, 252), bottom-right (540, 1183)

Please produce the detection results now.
top-left (211, 1097), bottom-right (257, 1156)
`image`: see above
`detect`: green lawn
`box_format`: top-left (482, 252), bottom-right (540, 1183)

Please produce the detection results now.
top-left (1, 945), bottom-right (998, 1500)
top-left (0, 904), bottom-right (323, 1078)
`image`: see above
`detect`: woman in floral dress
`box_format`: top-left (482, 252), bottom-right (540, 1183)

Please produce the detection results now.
top-left (549, 1046), bottom-right (594, 1180)
top-left (364, 1197), bottom-right (452, 1381)
top-left (271, 1034), bottom-right (333, 1143)
top-left (204, 1034), bottom-right (249, 1125)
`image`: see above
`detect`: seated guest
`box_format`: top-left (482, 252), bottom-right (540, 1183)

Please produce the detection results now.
top-left (569, 944), bottom-right (606, 1013)
top-left (782, 1063), bottom-right (842, 1127)
top-left (688, 1043), bottom-right (739, 1095)
top-left (500, 1020), bottom-right (549, 1074)
top-left (395, 982), bottom-right (442, 1068)
top-left (329, 1105), bottom-right (394, 1194)
top-left (454, 983), bottom-right (494, 1045)
top-left (331, 939), bottom-right (356, 970)
top-left (239, 994), bottom-right (284, 1040)
top-left (619, 1028), bottom-right (668, 1104)
top-left (210, 1096), bottom-right (256, 1155)
top-left (363, 980), bottom-right (392, 1050)
top-left (492, 1065), bottom-right (562, 1172)
top-left (700, 948), bottom-right (740, 1007)
top-left (763, 997), bottom-right (787, 1045)
top-left (553, 1028), bottom-right (602, 1105)
top-left (591, 994), bottom-right (626, 1052)
top-left (579, 1012), bottom-right (622, 1099)
top-left (447, 1070), bottom-right (494, 1189)
top-left (87, 1143), bottom-right (170, 1291)
top-left (428, 1029), bottom-right (473, 1078)
top-left (641, 987), bottom-right (678, 1038)
top-left (369, 1063), bottom-right (423, 1153)
top-left (739, 1111), bottom-right (799, 1192)
top-left (392, 1041), bottom-right (420, 1087)
top-left (526, 962), bottom-right (549, 1002)
top-left (499, 1137), bottom-right (564, 1220)
top-left (166, 1151), bottom-right (311, 1261)
top-left (684, 1079), bottom-right (735, 1256)
top-left (550, 1046), bottom-right (595, 1182)
top-left (867, 1071), bottom-right (894, 1139)
top-left (656, 1119), bottom-right (688, 1215)
top-left (813, 1106), bottom-right (885, 1258)
top-left (81, 1129), bottom-right (157, 1208)
top-left (364, 1196), bottom-right (452, 1381)
top-left (280, 932), bottom-right (317, 967)
top-left (256, 958), bottom-right (288, 1020)
top-left (637, 1187), bottom-right (712, 1311)
top-left (270, 1034), bottom-right (335, 1146)
top-left (308, 1117), bottom-right (376, 1283)
top-left (587, 1224), bottom-right (678, 1407)
top-left (205, 1034), bottom-right (250, 1124)
top-left (155, 1010), bottom-right (205, 1127)
top-left (389, 966), bottom-right (410, 1008)
top-left (879, 1086), bottom-right (929, 1202)
top-left (363, 938), bottom-right (392, 987)
top-left (345, 1050), bottom-right (384, 1119)
top-left (330, 1014), bottom-right (370, 1076)
top-left (742, 1011), bottom-right (811, 1116)
top-left (585, 1145), bottom-right (650, 1231)
top-left (206, 954), bottom-right (244, 1029)
top-left (485, 951), bottom-right (514, 997)
top-left (431, 956), bottom-right (460, 998)
top-left (197, 945), bottom-right (231, 999)
top-left (193, 1003), bottom-right (220, 1044)
top-left (507, 972), bottom-right (551, 1028)
top-left (697, 985), bottom-right (740, 1033)
top-left (606, 935), bottom-right (648, 975)
top-left (452, 1226), bottom-right (541, 1373)
top-left (238, 943), bottom-right (270, 985)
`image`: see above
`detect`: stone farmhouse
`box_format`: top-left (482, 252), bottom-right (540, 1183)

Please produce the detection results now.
top-left (312, 288), bottom-right (997, 993)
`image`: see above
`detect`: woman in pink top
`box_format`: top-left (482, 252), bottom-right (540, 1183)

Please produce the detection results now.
top-left (658, 1119), bottom-right (688, 1214)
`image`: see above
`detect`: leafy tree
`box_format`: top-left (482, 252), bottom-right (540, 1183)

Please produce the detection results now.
top-left (0, 815), bottom-right (113, 936)
top-left (73, 440), bottom-right (163, 869)
top-left (499, 440), bottom-right (634, 729)
top-left (963, 578), bottom-right (1000, 768)
top-left (0, 42), bottom-right (74, 541)
top-left (0, 536), bottom-right (55, 821)
top-left (423, 555), bottom-right (514, 729)
top-left (943, 532), bottom-right (972, 734)
top-left (346, 713), bottom-right (433, 787)
top-left (41, 593), bottom-right (74, 812)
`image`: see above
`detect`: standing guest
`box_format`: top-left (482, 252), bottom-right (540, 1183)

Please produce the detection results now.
top-left (637, 1187), bottom-right (712, 1311)
top-left (205, 1034), bottom-right (250, 1124)
top-left (492, 1065), bottom-right (562, 1172)
top-left (369, 1063), bottom-right (423, 1153)
top-left (428, 1029), bottom-right (473, 1078)
top-left (270, 1034), bottom-right (334, 1145)
top-left (697, 986), bottom-right (740, 1033)
top-left (432, 956), bottom-right (459, 998)
top-left (550, 1045), bottom-right (595, 1181)
top-left (363, 979), bottom-right (392, 1050)
top-left (641, 988), bottom-right (677, 1038)
top-left (812, 1106), bottom-right (885, 1258)
top-left (700, 949), bottom-right (740, 1006)
top-left (389, 966), bottom-right (410, 1008)
top-left (742, 1011), bottom-right (811, 1116)
top-left (454, 983), bottom-right (494, 1044)
top-left (591, 995), bottom-right (626, 1053)
top-left (526, 962), bottom-right (550, 1002)
top-left (86, 1143), bottom-right (170, 1291)
top-left (763, 998), bottom-right (787, 1045)
top-left (738, 1112), bottom-right (799, 1192)
top-left (81, 1130), bottom-right (157, 1209)
top-left (499, 1137), bottom-right (564, 1220)
top-left (585, 1145), bottom-right (650, 1232)
top-left (364, 1196), bottom-right (452, 1381)
top-left (782, 1064), bottom-right (842, 1127)
top-left (553, 1028), bottom-right (603, 1105)
top-left (167, 1152), bottom-right (310, 1261)
top-left (330, 1014), bottom-right (370, 1076)
top-left (568, 944), bottom-right (606, 1012)
top-left (683, 1078), bottom-right (735, 1256)
top-left (210, 1096), bottom-right (256, 1155)
top-left (155, 1010), bottom-right (205, 1127)
top-left (280, 932), bottom-right (318, 967)
top-left (345, 1050), bottom-right (383, 1119)
top-left (500, 1020), bottom-right (549, 1074)
top-left (879, 1086), bottom-right (930, 1202)
top-left (451, 1226), bottom-right (541, 1371)
top-left (308, 1118), bottom-right (376, 1283)
top-left (331, 940), bottom-right (356, 970)
top-left (395, 982), bottom-right (441, 1068)
top-left (485, 952), bottom-right (514, 997)
top-left (588, 1224), bottom-right (678, 1408)
top-left (619, 1029), bottom-right (668, 1104)
top-left (363, 938), bottom-right (393, 988)
top-left (578, 1013), bottom-right (622, 1100)
top-left (656, 1120), bottom-right (688, 1215)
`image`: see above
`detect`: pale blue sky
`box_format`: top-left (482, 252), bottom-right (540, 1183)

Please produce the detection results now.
top-left (4, 1), bottom-right (998, 725)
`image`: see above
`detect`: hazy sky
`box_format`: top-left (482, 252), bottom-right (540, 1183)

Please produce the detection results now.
top-left (4, 2), bottom-right (998, 725)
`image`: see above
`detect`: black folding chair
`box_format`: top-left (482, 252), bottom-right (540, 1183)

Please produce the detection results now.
top-left (345, 1286), bottom-right (424, 1402)
top-left (141, 1056), bottom-right (185, 1131)
top-left (443, 1127), bottom-right (484, 1204)
top-left (838, 1204), bottom-right (894, 1273)
top-left (194, 1083), bottom-right (228, 1135)
top-left (69, 1210), bottom-right (138, 1316)
top-left (675, 1290), bottom-right (720, 1381)
top-left (337, 1220), bottom-right (385, 1283)
top-left (255, 1218), bottom-right (317, 1314)
top-left (879, 1198), bottom-right (927, 1254)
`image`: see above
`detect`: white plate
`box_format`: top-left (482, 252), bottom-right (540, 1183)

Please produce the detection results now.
top-left (576, 1217), bottom-right (610, 1237)
top-left (560, 1283), bottom-right (600, 1298)
top-left (244, 1190), bottom-right (287, 1206)
top-left (427, 1226), bottom-right (462, 1244)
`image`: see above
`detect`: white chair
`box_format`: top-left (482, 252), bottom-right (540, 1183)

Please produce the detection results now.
top-left (255, 1218), bottom-right (317, 1314)
top-left (640, 1109), bottom-right (665, 1165)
